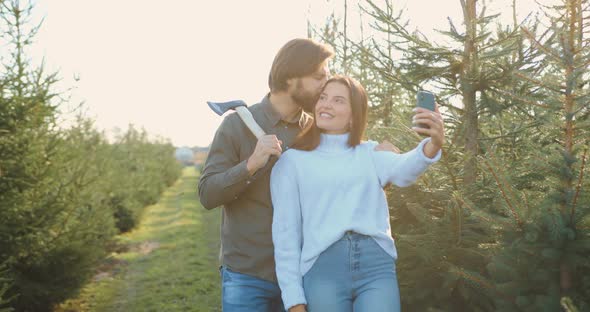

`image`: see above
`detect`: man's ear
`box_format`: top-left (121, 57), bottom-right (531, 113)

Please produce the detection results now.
top-left (285, 77), bottom-right (296, 91)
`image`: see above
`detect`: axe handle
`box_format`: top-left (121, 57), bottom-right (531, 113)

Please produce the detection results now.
top-left (235, 106), bottom-right (266, 139)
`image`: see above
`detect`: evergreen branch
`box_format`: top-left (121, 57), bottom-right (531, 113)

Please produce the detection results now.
top-left (493, 87), bottom-right (551, 108)
top-left (513, 71), bottom-right (564, 94)
top-left (530, 151), bottom-right (561, 172)
top-left (453, 192), bottom-right (512, 226)
top-left (579, 57), bottom-right (590, 70)
top-left (449, 267), bottom-right (518, 305)
top-left (521, 26), bottom-right (563, 64)
top-left (488, 149), bottom-right (526, 217)
top-left (576, 0), bottom-right (584, 52)
top-left (523, 190), bottom-right (531, 215)
top-left (453, 198), bottom-right (463, 245)
top-left (454, 194), bottom-right (492, 224)
top-left (479, 26), bottom-right (521, 51)
top-left (349, 38), bottom-right (421, 92)
top-left (451, 268), bottom-right (495, 290)
top-left (443, 151), bottom-right (460, 192)
top-left (478, 119), bottom-right (544, 141)
top-left (571, 147), bottom-right (587, 224)
top-left (482, 157), bottom-right (524, 228)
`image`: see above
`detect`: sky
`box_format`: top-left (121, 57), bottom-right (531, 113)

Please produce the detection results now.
top-left (28, 0), bottom-right (545, 148)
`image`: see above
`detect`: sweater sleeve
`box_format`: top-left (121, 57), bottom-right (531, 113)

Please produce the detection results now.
top-left (369, 137), bottom-right (441, 187)
top-left (270, 154), bottom-right (307, 310)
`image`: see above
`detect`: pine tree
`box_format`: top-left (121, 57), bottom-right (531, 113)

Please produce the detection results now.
top-left (307, 0), bottom-right (588, 310)
top-left (0, 265), bottom-right (13, 312)
top-left (485, 0), bottom-right (590, 310)
top-left (308, 1), bottom-right (509, 309)
top-left (362, 0), bottom-right (529, 187)
top-left (356, 0), bottom-right (530, 309)
top-left (0, 1), bottom-right (181, 310)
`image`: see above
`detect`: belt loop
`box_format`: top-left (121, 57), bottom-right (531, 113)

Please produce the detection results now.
top-left (345, 230), bottom-right (354, 240)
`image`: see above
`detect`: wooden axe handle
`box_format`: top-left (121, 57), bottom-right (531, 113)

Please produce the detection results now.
top-left (235, 106), bottom-right (266, 139)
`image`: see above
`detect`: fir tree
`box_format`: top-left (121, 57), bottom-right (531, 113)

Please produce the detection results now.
top-left (0, 1), bottom-right (182, 310)
top-left (485, 0), bottom-right (590, 310)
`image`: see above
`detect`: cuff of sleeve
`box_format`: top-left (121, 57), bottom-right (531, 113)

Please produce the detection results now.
top-left (224, 160), bottom-right (253, 188)
top-left (417, 138), bottom-right (442, 163)
top-left (282, 285), bottom-right (307, 311)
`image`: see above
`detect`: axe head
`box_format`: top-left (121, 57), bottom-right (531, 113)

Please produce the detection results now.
top-left (207, 100), bottom-right (247, 116)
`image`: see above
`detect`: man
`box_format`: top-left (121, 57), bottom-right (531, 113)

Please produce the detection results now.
top-left (199, 38), bottom-right (398, 312)
top-left (199, 38), bottom-right (333, 312)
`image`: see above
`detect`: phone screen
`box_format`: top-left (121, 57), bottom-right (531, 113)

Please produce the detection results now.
top-left (417, 91), bottom-right (435, 111)
top-left (416, 91), bottom-right (435, 129)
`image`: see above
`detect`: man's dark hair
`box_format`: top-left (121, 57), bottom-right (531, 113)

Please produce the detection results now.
top-left (268, 38), bottom-right (334, 93)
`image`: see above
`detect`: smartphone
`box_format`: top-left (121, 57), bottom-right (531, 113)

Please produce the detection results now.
top-left (416, 91), bottom-right (435, 129)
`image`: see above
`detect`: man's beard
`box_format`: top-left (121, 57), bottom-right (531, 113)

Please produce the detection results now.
top-left (291, 80), bottom-right (321, 113)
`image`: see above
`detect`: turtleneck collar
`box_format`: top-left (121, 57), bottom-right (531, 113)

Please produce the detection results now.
top-left (316, 132), bottom-right (352, 153)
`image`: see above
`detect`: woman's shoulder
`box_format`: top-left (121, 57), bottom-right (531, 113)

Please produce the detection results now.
top-left (275, 148), bottom-right (306, 166)
top-left (272, 148), bottom-right (314, 177)
top-left (283, 147), bottom-right (307, 157)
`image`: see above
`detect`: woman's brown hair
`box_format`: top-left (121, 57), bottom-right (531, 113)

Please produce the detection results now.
top-left (292, 75), bottom-right (368, 151)
top-left (268, 38), bottom-right (334, 93)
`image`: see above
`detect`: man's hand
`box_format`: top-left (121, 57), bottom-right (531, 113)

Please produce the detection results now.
top-left (374, 140), bottom-right (400, 153)
top-left (247, 134), bottom-right (282, 175)
top-left (288, 304), bottom-right (307, 312)
top-left (412, 103), bottom-right (445, 158)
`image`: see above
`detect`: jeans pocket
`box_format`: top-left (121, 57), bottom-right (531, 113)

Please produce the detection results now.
top-left (367, 238), bottom-right (396, 267)
top-left (221, 266), bottom-right (234, 283)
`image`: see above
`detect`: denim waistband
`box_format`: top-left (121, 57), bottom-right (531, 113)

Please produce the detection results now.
top-left (342, 230), bottom-right (370, 241)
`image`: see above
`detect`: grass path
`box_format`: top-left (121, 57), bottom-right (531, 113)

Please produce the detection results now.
top-left (56, 167), bottom-right (222, 312)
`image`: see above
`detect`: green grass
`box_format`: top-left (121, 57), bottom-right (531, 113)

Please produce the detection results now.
top-left (56, 167), bottom-right (222, 312)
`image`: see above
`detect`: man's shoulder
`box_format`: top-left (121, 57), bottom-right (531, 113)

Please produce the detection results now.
top-left (245, 99), bottom-right (267, 116)
top-left (219, 98), bottom-right (266, 125)
top-left (248, 100), bottom-right (265, 110)
top-left (219, 111), bottom-right (241, 130)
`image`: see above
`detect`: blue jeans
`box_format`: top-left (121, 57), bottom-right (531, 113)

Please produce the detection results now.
top-left (220, 266), bottom-right (285, 312)
top-left (303, 231), bottom-right (401, 312)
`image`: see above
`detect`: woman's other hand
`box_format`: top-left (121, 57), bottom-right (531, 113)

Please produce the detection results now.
top-left (289, 304), bottom-right (307, 312)
top-left (374, 140), bottom-right (400, 153)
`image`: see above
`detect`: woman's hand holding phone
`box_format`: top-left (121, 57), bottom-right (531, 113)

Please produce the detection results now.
top-left (412, 91), bottom-right (445, 158)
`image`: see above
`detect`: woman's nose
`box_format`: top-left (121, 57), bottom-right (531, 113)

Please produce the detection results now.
top-left (316, 101), bottom-right (330, 110)
top-left (321, 100), bottom-right (333, 109)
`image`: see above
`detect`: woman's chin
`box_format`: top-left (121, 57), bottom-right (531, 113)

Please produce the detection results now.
top-left (320, 128), bottom-right (348, 135)
top-left (317, 124), bottom-right (334, 132)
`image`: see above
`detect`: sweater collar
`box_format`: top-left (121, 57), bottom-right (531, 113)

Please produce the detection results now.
top-left (317, 132), bottom-right (351, 152)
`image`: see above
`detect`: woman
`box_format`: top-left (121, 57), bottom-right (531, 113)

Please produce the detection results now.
top-left (270, 76), bottom-right (444, 312)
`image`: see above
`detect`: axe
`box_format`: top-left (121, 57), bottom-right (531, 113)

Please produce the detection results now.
top-left (207, 100), bottom-right (266, 139)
